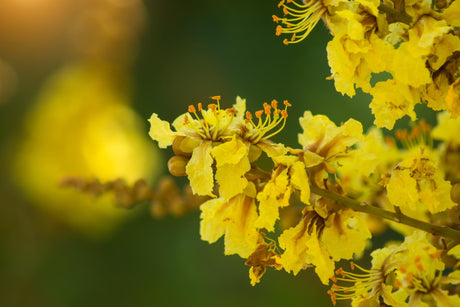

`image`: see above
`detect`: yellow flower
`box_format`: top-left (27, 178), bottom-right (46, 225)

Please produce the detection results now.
top-left (298, 111), bottom-right (364, 186)
top-left (279, 208), bottom-right (370, 285)
top-left (386, 146), bottom-right (456, 214)
top-left (149, 96), bottom-right (290, 197)
top-left (14, 64), bottom-right (160, 237)
top-left (330, 232), bottom-right (459, 306)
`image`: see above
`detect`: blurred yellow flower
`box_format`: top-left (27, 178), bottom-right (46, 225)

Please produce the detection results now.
top-left (14, 64), bottom-right (160, 237)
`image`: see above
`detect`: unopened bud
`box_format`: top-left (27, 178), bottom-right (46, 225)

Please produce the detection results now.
top-left (168, 155), bottom-right (189, 176)
top-left (172, 136), bottom-right (201, 156)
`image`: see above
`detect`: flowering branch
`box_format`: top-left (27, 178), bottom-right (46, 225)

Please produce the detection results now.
top-left (310, 183), bottom-right (460, 242)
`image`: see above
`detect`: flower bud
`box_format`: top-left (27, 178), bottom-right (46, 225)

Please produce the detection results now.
top-left (172, 136), bottom-right (201, 156)
top-left (167, 155), bottom-right (189, 177)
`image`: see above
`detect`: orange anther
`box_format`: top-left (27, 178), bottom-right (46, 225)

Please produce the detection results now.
top-left (283, 7), bottom-right (288, 15)
top-left (263, 102), bottom-right (272, 114)
top-left (335, 267), bottom-right (345, 277)
top-left (283, 38), bottom-right (289, 45)
top-left (211, 95), bottom-right (221, 100)
top-left (246, 111), bottom-right (253, 120)
top-left (255, 110), bottom-right (264, 118)
top-left (278, 0), bottom-right (285, 8)
top-left (271, 99), bottom-right (278, 109)
top-left (327, 290), bottom-right (337, 306)
top-left (291, 33), bottom-right (296, 41)
top-left (283, 100), bottom-right (291, 107)
top-left (350, 261), bottom-right (355, 270)
top-left (272, 15), bottom-right (280, 23)
top-left (281, 110), bottom-right (288, 118)
top-left (188, 105), bottom-right (196, 113)
top-left (184, 115), bottom-right (189, 125)
top-left (394, 280), bottom-right (402, 287)
top-left (332, 284), bottom-right (339, 290)
top-left (414, 256), bottom-right (421, 263)
top-left (208, 104), bottom-right (217, 111)
top-left (416, 263), bottom-right (424, 272)
top-left (276, 25), bottom-right (283, 36)
top-left (198, 102), bottom-right (203, 111)
top-left (399, 266), bottom-right (407, 273)
top-left (331, 276), bottom-right (337, 283)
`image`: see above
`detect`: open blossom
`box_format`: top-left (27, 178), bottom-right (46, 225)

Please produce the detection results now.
top-left (148, 96), bottom-right (289, 198)
top-left (385, 145), bottom-right (456, 214)
top-left (298, 110), bottom-right (364, 186)
top-left (330, 231), bottom-right (460, 306)
top-left (279, 207), bottom-right (371, 284)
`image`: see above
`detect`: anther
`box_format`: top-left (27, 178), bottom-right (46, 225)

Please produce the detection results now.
top-left (246, 111), bottom-right (253, 120)
top-left (208, 104), bottom-right (217, 112)
top-left (278, 0), bottom-right (285, 8)
top-left (283, 7), bottom-right (288, 15)
top-left (255, 110), bottom-right (264, 118)
top-left (211, 95), bottom-right (221, 100)
top-left (350, 261), bottom-right (355, 270)
top-left (198, 102), bottom-right (203, 111)
top-left (276, 25), bottom-right (283, 36)
top-left (281, 110), bottom-right (288, 118)
top-left (272, 15), bottom-right (280, 23)
top-left (283, 38), bottom-right (289, 45)
top-left (188, 105), bottom-right (196, 113)
top-left (263, 103), bottom-right (272, 114)
top-left (271, 99), bottom-right (278, 109)
top-left (283, 100), bottom-right (291, 107)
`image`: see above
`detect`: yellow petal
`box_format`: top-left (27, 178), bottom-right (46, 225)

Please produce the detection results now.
top-left (290, 161), bottom-right (311, 204)
top-left (200, 198), bottom-right (229, 243)
top-left (186, 141), bottom-right (215, 196)
top-left (387, 169), bottom-right (419, 211)
top-left (148, 113), bottom-right (176, 148)
top-left (224, 195), bottom-right (259, 258)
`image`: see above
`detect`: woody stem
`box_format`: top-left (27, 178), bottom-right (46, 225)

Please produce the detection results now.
top-left (310, 184), bottom-right (460, 242)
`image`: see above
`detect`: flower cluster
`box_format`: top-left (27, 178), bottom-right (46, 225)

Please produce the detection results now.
top-left (148, 94), bottom-right (460, 305)
top-left (274, 0), bottom-right (460, 129)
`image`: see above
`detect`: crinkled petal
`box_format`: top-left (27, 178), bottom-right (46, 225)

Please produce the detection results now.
top-left (186, 141), bottom-right (215, 196)
top-left (148, 113), bottom-right (176, 148)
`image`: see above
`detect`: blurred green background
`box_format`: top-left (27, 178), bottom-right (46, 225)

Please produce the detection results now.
top-left (0, 1), bottom-right (383, 306)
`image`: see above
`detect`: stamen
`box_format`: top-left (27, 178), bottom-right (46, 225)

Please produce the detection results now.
top-left (198, 102), bottom-right (203, 111)
top-left (271, 99), bottom-right (278, 109)
top-left (255, 110), bottom-right (264, 118)
top-left (188, 105), bottom-right (196, 113)
top-left (274, 0), bottom-right (326, 45)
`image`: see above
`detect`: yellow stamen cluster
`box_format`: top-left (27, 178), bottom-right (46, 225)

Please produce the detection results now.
top-left (244, 99), bottom-right (291, 143)
top-left (186, 96), bottom-right (235, 140)
top-left (328, 262), bottom-right (387, 305)
top-left (273, 0), bottom-right (326, 45)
